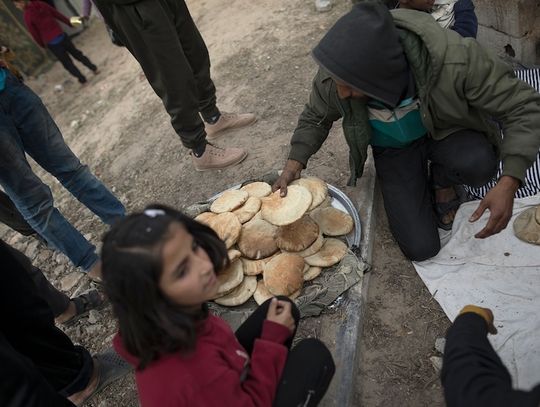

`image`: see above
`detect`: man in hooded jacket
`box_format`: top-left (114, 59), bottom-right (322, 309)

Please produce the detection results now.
top-left (274, 2), bottom-right (540, 261)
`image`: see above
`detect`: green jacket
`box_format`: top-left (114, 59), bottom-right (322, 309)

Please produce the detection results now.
top-left (289, 9), bottom-right (540, 186)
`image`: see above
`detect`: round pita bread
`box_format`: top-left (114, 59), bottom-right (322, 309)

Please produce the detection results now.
top-left (251, 211), bottom-right (263, 221)
top-left (311, 195), bottom-right (333, 210)
top-left (207, 212), bottom-right (241, 248)
top-left (276, 215), bottom-right (319, 252)
top-left (305, 238), bottom-right (347, 267)
top-left (303, 266), bottom-right (323, 281)
top-left (291, 177), bottom-right (328, 211)
top-left (237, 219), bottom-right (279, 259)
top-left (232, 196), bottom-right (261, 224)
top-left (263, 253), bottom-right (304, 296)
top-left (228, 249), bottom-right (242, 262)
top-left (194, 211), bottom-right (216, 225)
top-left (310, 207), bottom-right (354, 236)
top-left (289, 289), bottom-right (301, 300)
top-left (214, 276), bottom-right (257, 306)
top-left (241, 253), bottom-right (277, 276)
top-left (210, 190), bottom-right (249, 213)
top-left (286, 232), bottom-right (324, 257)
top-left (240, 181), bottom-right (272, 198)
top-left (260, 185), bottom-right (312, 226)
top-left (213, 259), bottom-right (244, 298)
top-left (253, 279), bottom-right (274, 305)
top-left (513, 205), bottom-right (540, 245)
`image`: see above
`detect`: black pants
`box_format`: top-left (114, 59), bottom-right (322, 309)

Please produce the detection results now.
top-left (0, 240), bottom-right (92, 407)
top-left (236, 297), bottom-right (335, 407)
top-left (47, 35), bottom-right (97, 83)
top-left (373, 130), bottom-right (497, 261)
top-left (94, 0), bottom-right (219, 149)
top-left (0, 190), bottom-right (36, 236)
top-left (442, 313), bottom-right (540, 407)
top-left (0, 192), bottom-right (70, 317)
top-left (5, 242), bottom-right (70, 317)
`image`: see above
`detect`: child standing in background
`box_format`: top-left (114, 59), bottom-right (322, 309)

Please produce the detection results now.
top-left (397, 0), bottom-right (478, 38)
top-left (101, 205), bottom-right (335, 406)
top-left (13, 0), bottom-right (99, 84)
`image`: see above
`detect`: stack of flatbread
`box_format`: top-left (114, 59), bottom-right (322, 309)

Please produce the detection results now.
top-left (195, 177), bottom-right (354, 307)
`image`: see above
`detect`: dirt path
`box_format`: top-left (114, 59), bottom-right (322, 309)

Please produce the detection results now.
top-left (2, 0), bottom-right (450, 405)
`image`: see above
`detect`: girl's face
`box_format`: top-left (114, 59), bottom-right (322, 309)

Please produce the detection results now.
top-left (399, 0), bottom-right (435, 11)
top-left (159, 222), bottom-right (218, 307)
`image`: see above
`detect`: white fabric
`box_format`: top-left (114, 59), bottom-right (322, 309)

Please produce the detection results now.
top-left (431, 0), bottom-right (457, 29)
top-left (413, 195), bottom-right (540, 390)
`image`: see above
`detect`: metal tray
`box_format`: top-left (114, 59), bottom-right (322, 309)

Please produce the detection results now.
top-left (209, 182), bottom-right (362, 248)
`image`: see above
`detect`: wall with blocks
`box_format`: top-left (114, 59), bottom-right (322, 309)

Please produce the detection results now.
top-left (475, 0), bottom-right (540, 66)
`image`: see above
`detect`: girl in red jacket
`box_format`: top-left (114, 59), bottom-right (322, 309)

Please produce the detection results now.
top-left (101, 204), bottom-right (335, 407)
top-left (13, 0), bottom-right (98, 84)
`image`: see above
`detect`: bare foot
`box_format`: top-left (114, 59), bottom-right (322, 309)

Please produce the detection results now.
top-left (55, 301), bottom-right (77, 324)
top-left (87, 261), bottom-right (102, 283)
top-left (67, 359), bottom-right (99, 406)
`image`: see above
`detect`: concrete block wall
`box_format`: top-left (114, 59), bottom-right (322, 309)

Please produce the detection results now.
top-left (475, 0), bottom-right (540, 66)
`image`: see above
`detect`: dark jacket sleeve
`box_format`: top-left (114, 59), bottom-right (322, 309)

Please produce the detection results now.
top-left (463, 39), bottom-right (540, 183)
top-left (452, 0), bottom-right (478, 38)
top-left (288, 69), bottom-right (342, 166)
top-left (442, 313), bottom-right (540, 407)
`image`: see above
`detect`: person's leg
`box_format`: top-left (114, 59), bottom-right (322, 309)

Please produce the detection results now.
top-left (0, 240), bottom-right (93, 397)
top-left (373, 138), bottom-right (441, 261)
top-left (235, 296), bottom-right (300, 355)
top-left (4, 243), bottom-right (70, 317)
top-left (428, 129), bottom-right (498, 188)
top-left (272, 338), bottom-right (335, 407)
top-left (93, 0), bottom-right (248, 169)
top-left (60, 35), bottom-right (98, 73)
top-left (163, 0), bottom-right (218, 121)
top-left (0, 74), bottom-right (99, 271)
top-left (0, 332), bottom-right (75, 407)
top-left (8, 76), bottom-right (125, 226)
top-left (47, 42), bottom-right (87, 84)
top-left (94, 0), bottom-right (206, 148)
top-left (0, 190), bottom-right (37, 236)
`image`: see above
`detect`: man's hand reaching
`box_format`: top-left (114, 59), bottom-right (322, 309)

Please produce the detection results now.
top-left (272, 159), bottom-right (303, 197)
top-left (469, 175), bottom-right (520, 238)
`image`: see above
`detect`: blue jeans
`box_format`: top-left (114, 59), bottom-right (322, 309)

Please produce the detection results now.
top-left (0, 71), bottom-right (125, 271)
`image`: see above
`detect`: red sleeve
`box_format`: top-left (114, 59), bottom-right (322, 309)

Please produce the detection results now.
top-left (44, 3), bottom-right (73, 27)
top-left (23, 14), bottom-right (44, 47)
top-left (200, 339), bottom-right (288, 407)
top-left (261, 320), bottom-right (292, 344)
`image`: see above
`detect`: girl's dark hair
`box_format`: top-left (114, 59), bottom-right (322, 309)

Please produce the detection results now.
top-left (101, 204), bottom-right (229, 369)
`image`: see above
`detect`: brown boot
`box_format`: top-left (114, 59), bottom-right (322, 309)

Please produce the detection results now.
top-left (205, 112), bottom-right (256, 140)
top-left (192, 143), bottom-right (247, 171)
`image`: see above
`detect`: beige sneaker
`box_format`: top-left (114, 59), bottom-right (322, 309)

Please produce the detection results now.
top-left (192, 143), bottom-right (247, 171)
top-left (205, 112), bottom-right (257, 140)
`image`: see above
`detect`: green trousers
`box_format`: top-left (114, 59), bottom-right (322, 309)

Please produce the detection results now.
top-left (94, 0), bottom-right (220, 149)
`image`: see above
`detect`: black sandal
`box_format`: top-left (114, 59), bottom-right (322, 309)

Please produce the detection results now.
top-left (62, 289), bottom-right (106, 326)
top-left (432, 185), bottom-right (465, 231)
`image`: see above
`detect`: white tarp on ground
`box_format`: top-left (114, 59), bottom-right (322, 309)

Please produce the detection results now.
top-left (413, 195), bottom-right (540, 390)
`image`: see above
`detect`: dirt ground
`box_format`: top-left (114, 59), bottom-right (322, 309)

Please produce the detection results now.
top-left (355, 196), bottom-right (449, 406)
top-left (1, 0), bottom-right (451, 405)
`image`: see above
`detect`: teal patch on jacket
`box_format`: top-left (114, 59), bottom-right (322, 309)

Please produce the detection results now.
top-left (368, 97), bottom-right (427, 148)
top-left (0, 68), bottom-right (6, 92)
